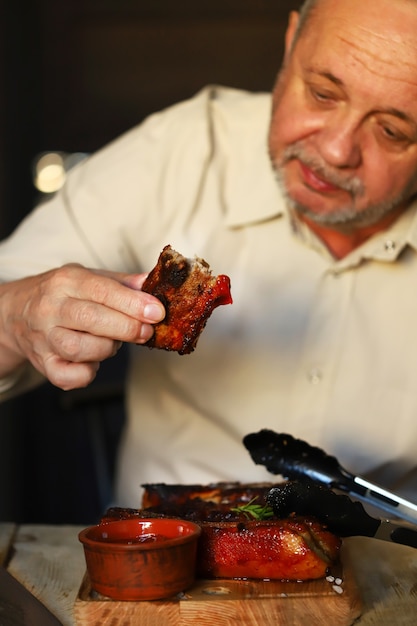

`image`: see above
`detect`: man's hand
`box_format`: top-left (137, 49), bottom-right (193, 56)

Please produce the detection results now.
top-left (0, 264), bottom-right (165, 390)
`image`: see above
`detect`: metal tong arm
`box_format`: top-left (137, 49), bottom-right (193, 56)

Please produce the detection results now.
top-left (300, 459), bottom-right (417, 524)
top-left (352, 476), bottom-right (417, 525)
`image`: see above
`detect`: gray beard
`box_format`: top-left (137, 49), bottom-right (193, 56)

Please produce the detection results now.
top-left (272, 144), bottom-right (414, 229)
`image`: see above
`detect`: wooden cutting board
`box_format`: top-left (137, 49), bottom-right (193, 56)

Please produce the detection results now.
top-left (74, 545), bottom-right (362, 625)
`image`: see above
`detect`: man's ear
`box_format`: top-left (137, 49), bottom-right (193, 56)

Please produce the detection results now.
top-left (284, 11), bottom-right (300, 58)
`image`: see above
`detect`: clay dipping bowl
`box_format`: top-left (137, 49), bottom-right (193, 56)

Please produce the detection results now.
top-left (78, 518), bottom-right (201, 601)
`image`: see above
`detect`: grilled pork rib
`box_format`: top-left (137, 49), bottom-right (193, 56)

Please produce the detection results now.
top-left (141, 245), bottom-right (232, 354)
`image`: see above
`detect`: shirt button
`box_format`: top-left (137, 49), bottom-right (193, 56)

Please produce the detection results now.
top-left (384, 240), bottom-right (396, 253)
top-left (308, 368), bottom-right (323, 385)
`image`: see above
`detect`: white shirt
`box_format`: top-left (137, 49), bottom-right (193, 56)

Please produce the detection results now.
top-left (2, 85), bottom-right (417, 506)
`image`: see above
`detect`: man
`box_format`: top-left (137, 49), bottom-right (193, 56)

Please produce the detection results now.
top-left (1, 0), bottom-right (417, 506)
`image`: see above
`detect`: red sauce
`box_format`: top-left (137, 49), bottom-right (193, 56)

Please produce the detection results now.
top-left (101, 533), bottom-right (170, 545)
top-left (214, 275), bottom-right (233, 306)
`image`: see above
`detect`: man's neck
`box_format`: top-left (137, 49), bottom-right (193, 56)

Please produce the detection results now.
top-left (298, 206), bottom-right (406, 260)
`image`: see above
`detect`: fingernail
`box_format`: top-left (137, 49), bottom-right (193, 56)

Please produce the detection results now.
top-left (144, 303), bottom-right (163, 321)
top-left (139, 324), bottom-right (154, 341)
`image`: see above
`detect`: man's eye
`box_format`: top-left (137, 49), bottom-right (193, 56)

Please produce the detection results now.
top-left (313, 90), bottom-right (330, 101)
top-left (381, 125), bottom-right (407, 143)
top-left (308, 85), bottom-right (334, 104)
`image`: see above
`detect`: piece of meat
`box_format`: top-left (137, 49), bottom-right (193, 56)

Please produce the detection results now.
top-left (141, 481), bottom-right (280, 508)
top-left (104, 482), bottom-right (280, 525)
top-left (198, 518), bottom-right (341, 580)
top-left (141, 245), bottom-right (232, 354)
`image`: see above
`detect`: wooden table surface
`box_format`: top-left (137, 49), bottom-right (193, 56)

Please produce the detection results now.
top-left (1, 522), bottom-right (417, 625)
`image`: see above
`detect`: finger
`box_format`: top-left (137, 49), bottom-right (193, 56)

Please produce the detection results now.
top-left (95, 269), bottom-right (149, 291)
top-left (55, 298), bottom-right (157, 344)
top-left (52, 265), bottom-right (165, 324)
top-left (47, 327), bottom-right (124, 363)
top-left (42, 354), bottom-right (101, 391)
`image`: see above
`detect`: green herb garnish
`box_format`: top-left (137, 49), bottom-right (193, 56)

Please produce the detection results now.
top-left (231, 496), bottom-right (274, 520)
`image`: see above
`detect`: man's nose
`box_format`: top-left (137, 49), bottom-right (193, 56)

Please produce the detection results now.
top-left (317, 116), bottom-right (362, 169)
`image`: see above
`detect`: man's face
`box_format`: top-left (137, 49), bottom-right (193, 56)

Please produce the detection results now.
top-left (268, 0), bottom-right (417, 229)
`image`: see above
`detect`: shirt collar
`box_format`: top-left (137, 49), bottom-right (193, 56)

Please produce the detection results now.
top-left (289, 201), bottom-right (417, 270)
top-left (335, 201), bottom-right (417, 270)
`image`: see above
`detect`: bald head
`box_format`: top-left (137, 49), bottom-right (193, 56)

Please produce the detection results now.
top-left (295, 0), bottom-right (417, 43)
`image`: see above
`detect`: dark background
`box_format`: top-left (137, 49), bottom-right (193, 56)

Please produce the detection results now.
top-left (0, 0), bottom-right (299, 524)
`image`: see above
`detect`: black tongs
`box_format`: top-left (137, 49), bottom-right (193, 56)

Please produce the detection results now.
top-left (244, 429), bottom-right (417, 549)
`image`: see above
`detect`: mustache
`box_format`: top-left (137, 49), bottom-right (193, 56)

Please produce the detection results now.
top-left (279, 143), bottom-right (365, 197)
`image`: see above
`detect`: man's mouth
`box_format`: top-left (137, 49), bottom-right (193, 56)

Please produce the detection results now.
top-left (298, 161), bottom-right (341, 193)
